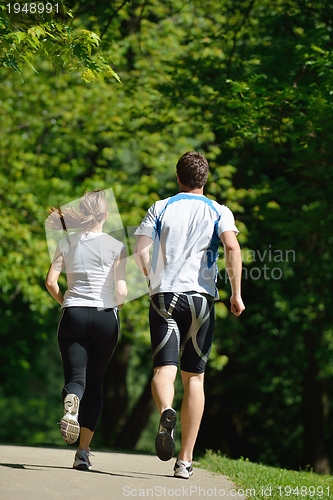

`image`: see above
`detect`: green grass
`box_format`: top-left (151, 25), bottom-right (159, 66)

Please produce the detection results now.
top-left (197, 451), bottom-right (333, 499)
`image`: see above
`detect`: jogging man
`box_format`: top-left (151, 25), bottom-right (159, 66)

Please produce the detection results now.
top-left (134, 151), bottom-right (245, 479)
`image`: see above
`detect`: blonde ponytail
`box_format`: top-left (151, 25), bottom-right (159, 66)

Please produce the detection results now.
top-left (46, 190), bottom-right (108, 232)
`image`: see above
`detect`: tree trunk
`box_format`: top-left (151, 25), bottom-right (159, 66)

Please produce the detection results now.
top-left (302, 330), bottom-right (330, 474)
top-left (115, 370), bottom-right (155, 449)
top-left (101, 339), bottom-right (132, 446)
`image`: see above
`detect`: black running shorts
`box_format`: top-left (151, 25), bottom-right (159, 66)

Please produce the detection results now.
top-left (149, 292), bottom-right (215, 374)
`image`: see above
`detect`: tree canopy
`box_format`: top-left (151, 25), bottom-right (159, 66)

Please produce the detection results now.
top-left (0, 0), bottom-right (120, 80)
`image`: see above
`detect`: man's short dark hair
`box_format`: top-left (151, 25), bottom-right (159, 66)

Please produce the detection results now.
top-left (176, 151), bottom-right (209, 189)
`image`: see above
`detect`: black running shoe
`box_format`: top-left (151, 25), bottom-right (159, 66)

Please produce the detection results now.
top-left (155, 407), bottom-right (177, 461)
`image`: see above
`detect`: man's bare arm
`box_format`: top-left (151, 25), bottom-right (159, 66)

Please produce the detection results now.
top-left (220, 230), bottom-right (245, 316)
top-left (134, 235), bottom-right (154, 277)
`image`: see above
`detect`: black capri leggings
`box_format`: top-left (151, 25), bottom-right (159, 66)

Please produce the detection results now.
top-left (57, 306), bottom-right (119, 431)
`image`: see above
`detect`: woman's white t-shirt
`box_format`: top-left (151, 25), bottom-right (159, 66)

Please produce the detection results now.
top-left (52, 231), bottom-right (125, 309)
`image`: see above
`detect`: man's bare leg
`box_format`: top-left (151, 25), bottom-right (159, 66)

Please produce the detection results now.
top-left (151, 365), bottom-right (177, 412)
top-left (152, 365), bottom-right (178, 461)
top-left (178, 371), bottom-right (205, 463)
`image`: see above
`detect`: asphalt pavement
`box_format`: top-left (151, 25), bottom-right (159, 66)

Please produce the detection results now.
top-left (0, 445), bottom-right (247, 499)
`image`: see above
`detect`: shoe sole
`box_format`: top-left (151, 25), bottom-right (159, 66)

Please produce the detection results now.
top-left (174, 472), bottom-right (193, 479)
top-left (61, 415), bottom-right (80, 444)
top-left (64, 394), bottom-right (79, 414)
top-left (73, 463), bottom-right (91, 471)
top-left (174, 469), bottom-right (193, 479)
top-left (155, 408), bottom-right (177, 461)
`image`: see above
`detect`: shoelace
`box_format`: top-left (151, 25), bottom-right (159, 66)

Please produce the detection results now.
top-left (78, 450), bottom-right (94, 460)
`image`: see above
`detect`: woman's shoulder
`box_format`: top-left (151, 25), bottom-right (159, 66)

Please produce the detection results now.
top-left (99, 232), bottom-right (125, 251)
top-left (58, 232), bottom-right (80, 252)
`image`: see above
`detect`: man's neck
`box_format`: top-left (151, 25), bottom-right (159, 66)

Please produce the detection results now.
top-left (178, 184), bottom-right (204, 195)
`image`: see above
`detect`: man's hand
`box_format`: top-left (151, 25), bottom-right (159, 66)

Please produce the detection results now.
top-left (230, 295), bottom-right (245, 316)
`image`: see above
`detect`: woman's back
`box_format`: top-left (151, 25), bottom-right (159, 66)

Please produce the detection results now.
top-left (57, 231), bottom-right (124, 308)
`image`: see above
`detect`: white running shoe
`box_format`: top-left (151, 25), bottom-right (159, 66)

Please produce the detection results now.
top-left (73, 449), bottom-right (93, 470)
top-left (174, 456), bottom-right (193, 479)
top-left (60, 394), bottom-right (80, 444)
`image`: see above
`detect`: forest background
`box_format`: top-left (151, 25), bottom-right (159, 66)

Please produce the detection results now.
top-left (1, 0), bottom-right (332, 475)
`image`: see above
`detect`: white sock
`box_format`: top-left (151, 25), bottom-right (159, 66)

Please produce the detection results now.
top-left (178, 457), bottom-right (192, 466)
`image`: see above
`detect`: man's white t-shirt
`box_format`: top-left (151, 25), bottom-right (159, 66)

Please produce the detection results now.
top-left (134, 193), bottom-right (239, 299)
top-left (52, 231), bottom-right (125, 309)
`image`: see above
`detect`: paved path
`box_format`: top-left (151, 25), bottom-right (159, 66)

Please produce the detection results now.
top-left (0, 445), bottom-right (246, 499)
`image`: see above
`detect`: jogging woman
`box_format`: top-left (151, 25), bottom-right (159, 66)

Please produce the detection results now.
top-left (45, 189), bottom-right (127, 470)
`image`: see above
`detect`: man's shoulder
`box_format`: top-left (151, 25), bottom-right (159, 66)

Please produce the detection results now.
top-left (152, 194), bottom-right (233, 217)
top-left (151, 197), bottom-right (171, 213)
top-left (205, 198), bottom-right (234, 215)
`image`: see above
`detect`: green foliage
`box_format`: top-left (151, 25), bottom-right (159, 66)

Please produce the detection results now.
top-left (0, 396), bottom-right (64, 446)
top-left (0, 1), bottom-right (120, 80)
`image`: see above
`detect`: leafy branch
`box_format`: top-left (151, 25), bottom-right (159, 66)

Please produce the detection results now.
top-left (0, 2), bottom-right (120, 81)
